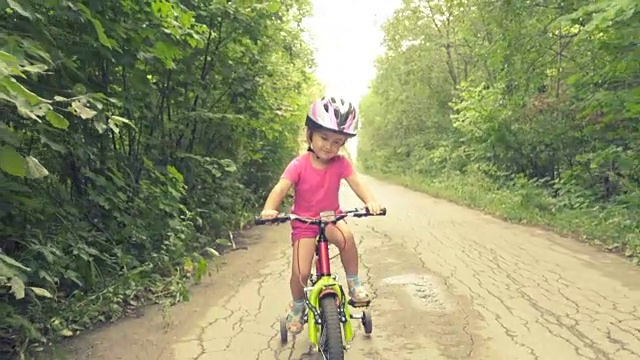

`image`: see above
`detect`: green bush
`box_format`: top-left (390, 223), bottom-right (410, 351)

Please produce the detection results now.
top-left (0, 0), bottom-right (320, 357)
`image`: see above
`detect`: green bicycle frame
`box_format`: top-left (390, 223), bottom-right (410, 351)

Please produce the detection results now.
top-left (305, 275), bottom-right (354, 347)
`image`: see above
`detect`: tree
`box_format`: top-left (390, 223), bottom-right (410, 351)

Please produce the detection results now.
top-left (0, 0), bottom-right (318, 357)
top-left (359, 0), bottom-right (640, 257)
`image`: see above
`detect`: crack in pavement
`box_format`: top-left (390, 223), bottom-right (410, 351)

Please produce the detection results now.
top-left (362, 223), bottom-right (478, 359)
top-left (410, 226), bottom-right (477, 358)
top-left (61, 175), bottom-right (640, 360)
top-left (369, 176), bottom-right (640, 359)
top-left (490, 242), bottom-right (636, 360)
top-left (254, 320), bottom-right (278, 360)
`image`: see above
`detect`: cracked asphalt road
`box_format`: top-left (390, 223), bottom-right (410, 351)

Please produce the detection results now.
top-left (64, 175), bottom-right (640, 360)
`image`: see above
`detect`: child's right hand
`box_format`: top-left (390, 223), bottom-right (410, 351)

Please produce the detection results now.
top-left (260, 209), bottom-right (279, 220)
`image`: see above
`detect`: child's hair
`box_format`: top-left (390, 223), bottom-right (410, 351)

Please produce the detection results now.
top-left (305, 116), bottom-right (322, 144)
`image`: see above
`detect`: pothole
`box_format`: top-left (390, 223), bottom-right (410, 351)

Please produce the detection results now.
top-left (381, 274), bottom-right (448, 311)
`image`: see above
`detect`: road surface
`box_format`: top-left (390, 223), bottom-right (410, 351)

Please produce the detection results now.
top-left (63, 175), bottom-right (640, 360)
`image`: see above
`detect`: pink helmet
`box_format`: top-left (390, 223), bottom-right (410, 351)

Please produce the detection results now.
top-left (306, 96), bottom-right (359, 137)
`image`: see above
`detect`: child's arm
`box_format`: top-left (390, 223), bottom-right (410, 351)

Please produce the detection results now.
top-left (262, 178), bottom-right (293, 212)
top-left (341, 156), bottom-right (377, 205)
top-left (345, 173), bottom-right (376, 203)
top-left (263, 157), bottom-right (300, 216)
top-left (345, 173), bottom-right (383, 214)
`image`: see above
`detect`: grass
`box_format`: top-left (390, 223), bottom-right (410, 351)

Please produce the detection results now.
top-left (360, 166), bottom-right (640, 264)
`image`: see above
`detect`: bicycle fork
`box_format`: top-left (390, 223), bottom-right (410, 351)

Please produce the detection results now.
top-left (303, 280), bottom-right (356, 346)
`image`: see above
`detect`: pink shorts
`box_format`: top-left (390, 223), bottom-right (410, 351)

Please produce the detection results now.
top-left (291, 221), bottom-right (320, 243)
top-left (290, 218), bottom-right (348, 244)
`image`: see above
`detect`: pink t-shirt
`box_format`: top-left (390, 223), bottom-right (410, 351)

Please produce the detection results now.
top-left (281, 153), bottom-right (354, 217)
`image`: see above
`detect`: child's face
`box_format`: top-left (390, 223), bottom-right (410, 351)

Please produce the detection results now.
top-left (310, 130), bottom-right (348, 161)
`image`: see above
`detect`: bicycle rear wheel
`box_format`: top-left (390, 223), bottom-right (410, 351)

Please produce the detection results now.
top-left (319, 295), bottom-right (344, 359)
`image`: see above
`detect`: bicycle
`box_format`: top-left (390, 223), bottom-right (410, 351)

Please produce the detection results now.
top-left (254, 207), bottom-right (387, 359)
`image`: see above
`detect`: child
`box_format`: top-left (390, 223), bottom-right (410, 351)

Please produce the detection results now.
top-left (260, 96), bottom-right (384, 335)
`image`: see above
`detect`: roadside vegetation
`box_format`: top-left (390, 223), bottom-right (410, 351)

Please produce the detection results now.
top-left (358, 1), bottom-right (639, 260)
top-left (0, 0), bottom-right (321, 357)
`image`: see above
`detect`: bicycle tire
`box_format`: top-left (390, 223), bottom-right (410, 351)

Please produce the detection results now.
top-left (319, 295), bottom-right (344, 359)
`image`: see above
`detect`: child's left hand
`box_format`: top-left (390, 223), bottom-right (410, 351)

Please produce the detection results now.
top-left (365, 202), bottom-right (384, 215)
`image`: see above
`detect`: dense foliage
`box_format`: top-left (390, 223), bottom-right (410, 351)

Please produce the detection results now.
top-left (359, 1), bottom-right (639, 256)
top-left (0, 0), bottom-right (320, 357)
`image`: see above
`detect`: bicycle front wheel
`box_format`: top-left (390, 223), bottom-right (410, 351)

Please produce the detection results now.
top-left (319, 295), bottom-right (344, 359)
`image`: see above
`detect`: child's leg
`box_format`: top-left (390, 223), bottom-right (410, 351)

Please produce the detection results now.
top-left (325, 221), bottom-right (371, 302)
top-left (290, 237), bottom-right (316, 298)
top-left (287, 236), bottom-right (316, 334)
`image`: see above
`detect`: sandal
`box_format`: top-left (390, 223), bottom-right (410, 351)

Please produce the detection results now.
top-left (347, 278), bottom-right (372, 303)
top-left (285, 302), bottom-right (306, 335)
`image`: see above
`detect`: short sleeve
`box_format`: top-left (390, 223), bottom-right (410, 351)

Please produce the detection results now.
top-left (281, 156), bottom-right (302, 184)
top-left (339, 156), bottom-right (355, 179)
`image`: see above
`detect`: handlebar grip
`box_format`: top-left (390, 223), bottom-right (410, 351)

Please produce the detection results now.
top-left (254, 216), bottom-right (290, 225)
top-left (364, 207), bottom-right (387, 215)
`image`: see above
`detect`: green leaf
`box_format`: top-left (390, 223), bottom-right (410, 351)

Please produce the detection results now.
top-left (72, 84), bottom-right (87, 95)
top-left (107, 119), bottom-right (120, 134)
top-left (267, 1), bottom-right (281, 12)
top-left (39, 135), bottom-right (67, 153)
top-left (71, 100), bottom-right (97, 119)
top-left (89, 18), bottom-right (111, 49)
top-left (220, 159), bottom-right (237, 172)
top-left (0, 145), bottom-right (27, 177)
top-left (152, 41), bottom-right (180, 68)
top-left (45, 110), bottom-right (70, 129)
top-left (0, 124), bottom-right (20, 146)
top-left (75, 3), bottom-right (113, 49)
top-left (7, 0), bottom-right (32, 19)
top-left (92, 120), bottom-right (108, 133)
top-left (21, 64), bottom-right (48, 74)
top-left (10, 276), bottom-right (25, 299)
top-left (0, 50), bottom-right (18, 62)
top-left (0, 262), bottom-right (17, 278)
top-left (0, 76), bottom-right (47, 106)
top-left (0, 253), bottom-right (31, 271)
top-left (167, 165), bottom-right (184, 182)
top-left (58, 329), bottom-right (74, 337)
top-left (205, 247), bottom-right (220, 257)
top-left (25, 156), bottom-right (49, 178)
top-left (109, 115), bottom-right (136, 129)
top-left (16, 100), bottom-right (45, 121)
top-left (214, 238), bottom-right (232, 246)
top-left (28, 286), bottom-right (53, 298)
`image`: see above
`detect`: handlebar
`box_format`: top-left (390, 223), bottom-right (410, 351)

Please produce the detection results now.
top-left (254, 207), bottom-right (387, 226)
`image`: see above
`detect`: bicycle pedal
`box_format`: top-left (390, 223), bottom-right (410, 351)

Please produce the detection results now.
top-left (348, 299), bottom-right (371, 308)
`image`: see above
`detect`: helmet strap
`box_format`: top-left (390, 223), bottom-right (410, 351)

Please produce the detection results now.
top-left (306, 128), bottom-right (321, 159)
top-left (307, 145), bottom-right (321, 160)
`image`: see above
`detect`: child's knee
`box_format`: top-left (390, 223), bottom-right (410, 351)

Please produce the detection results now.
top-left (327, 224), bottom-right (354, 247)
top-left (341, 232), bottom-right (355, 247)
top-left (344, 229), bottom-right (355, 242)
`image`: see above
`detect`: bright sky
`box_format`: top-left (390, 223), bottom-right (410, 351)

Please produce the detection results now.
top-left (303, 0), bottom-right (401, 161)
top-left (303, 0), bottom-right (402, 106)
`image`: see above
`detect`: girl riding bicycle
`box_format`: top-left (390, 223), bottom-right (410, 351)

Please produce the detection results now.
top-left (260, 96), bottom-right (384, 335)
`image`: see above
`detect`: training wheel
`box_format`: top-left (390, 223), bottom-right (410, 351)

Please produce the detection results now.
top-left (362, 310), bottom-right (373, 335)
top-left (279, 316), bottom-right (288, 343)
